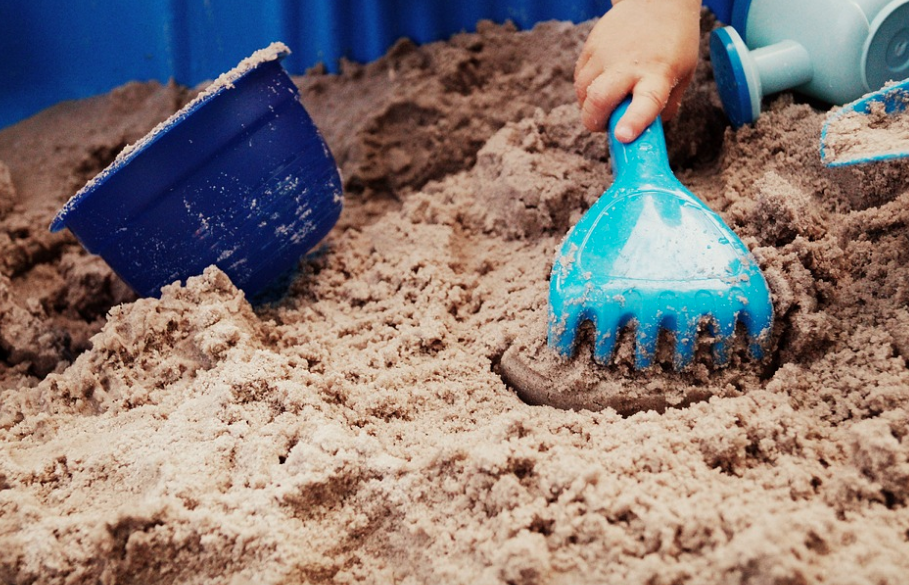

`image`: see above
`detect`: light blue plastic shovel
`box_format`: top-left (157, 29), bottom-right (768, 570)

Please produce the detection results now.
top-left (820, 78), bottom-right (909, 167)
top-left (548, 99), bottom-right (774, 370)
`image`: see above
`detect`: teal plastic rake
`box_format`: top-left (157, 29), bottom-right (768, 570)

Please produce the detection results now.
top-left (548, 99), bottom-right (773, 369)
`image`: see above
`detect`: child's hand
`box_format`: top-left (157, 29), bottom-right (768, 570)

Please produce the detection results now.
top-left (575, 0), bottom-right (701, 142)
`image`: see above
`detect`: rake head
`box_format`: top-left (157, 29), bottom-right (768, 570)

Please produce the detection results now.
top-left (548, 100), bottom-right (773, 370)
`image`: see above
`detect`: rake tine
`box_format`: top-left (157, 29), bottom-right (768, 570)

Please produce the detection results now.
top-left (709, 310), bottom-right (738, 366)
top-left (592, 311), bottom-right (625, 365)
top-left (631, 317), bottom-right (659, 369)
top-left (673, 313), bottom-right (700, 370)
top-left (547, 302), bottom-right (584, 358)
top-left (741, 307), bottom-right (773, 360)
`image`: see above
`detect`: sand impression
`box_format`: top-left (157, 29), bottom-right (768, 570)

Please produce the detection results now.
top-left (1, 14), bottom-right (909, 584)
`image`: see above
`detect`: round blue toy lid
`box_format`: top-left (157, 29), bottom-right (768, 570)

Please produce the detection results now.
top-left (710, 27), bottom-right (759, 127)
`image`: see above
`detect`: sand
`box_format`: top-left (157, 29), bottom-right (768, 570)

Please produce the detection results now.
top-left (822, 86), bottom-right (909, 166)
top-left (1, 13), bottom-right (909, 584)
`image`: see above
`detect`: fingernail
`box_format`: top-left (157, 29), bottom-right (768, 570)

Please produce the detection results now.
top-left (615, 124), bottom-right (634, 142)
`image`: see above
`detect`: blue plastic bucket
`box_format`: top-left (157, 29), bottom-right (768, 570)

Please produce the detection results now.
top-left (50, 45), bottom-right (343, 299)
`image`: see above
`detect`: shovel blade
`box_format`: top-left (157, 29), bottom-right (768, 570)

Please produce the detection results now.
top-left (820, 78), bottom-right (909, 167)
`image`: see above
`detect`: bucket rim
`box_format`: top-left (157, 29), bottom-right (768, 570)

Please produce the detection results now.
top-left (50, 42), bottom-right (291, 233)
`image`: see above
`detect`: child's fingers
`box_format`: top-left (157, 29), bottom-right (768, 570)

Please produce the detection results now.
top-left (574, 57), bottom-right (599, 105)
top-left (580, 72), bottom-right (634, 132)
top-left (574, 47), bottom-right (594, 87)
top-left (661, 76), bottom-right (693, 122)
top-left (613, 75), bottom-right (672, 142)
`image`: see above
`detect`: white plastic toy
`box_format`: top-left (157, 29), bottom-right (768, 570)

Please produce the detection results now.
top-left (710, 0), bottom-right (909, 125)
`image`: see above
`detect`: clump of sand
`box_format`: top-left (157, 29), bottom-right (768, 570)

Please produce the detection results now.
top-left (1, 13), bottom-right (908, 585)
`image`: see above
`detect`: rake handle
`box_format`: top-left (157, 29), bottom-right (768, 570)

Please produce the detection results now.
top-left (607, 98), bottom-right (677, 189)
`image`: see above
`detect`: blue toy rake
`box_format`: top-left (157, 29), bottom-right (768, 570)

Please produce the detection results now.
top-left (548, 99), bottom-right (774, 370)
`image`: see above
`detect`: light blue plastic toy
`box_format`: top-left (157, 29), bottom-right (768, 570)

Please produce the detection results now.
top-left (820, 77), bottom-right (909, 165)
top-left (548, 99), bottom-right (774, 370)
top-left (710, 0), bottom-right (909, 126)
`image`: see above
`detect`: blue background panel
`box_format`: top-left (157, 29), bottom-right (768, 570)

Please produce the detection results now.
top-left (0, 0), bottom-right (730, 130)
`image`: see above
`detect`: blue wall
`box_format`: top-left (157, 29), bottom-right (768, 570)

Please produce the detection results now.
top-left (0, 0), bottom-right (730, 130)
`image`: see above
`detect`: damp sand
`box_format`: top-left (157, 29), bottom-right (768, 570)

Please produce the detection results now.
top-left (1, 15), bottom-right (909, 585)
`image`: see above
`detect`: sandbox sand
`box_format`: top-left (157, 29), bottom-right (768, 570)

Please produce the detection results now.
top-left (822, 86), bottom-right (909, 166)
top-left (2, 14), bottom-right (909, 584)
